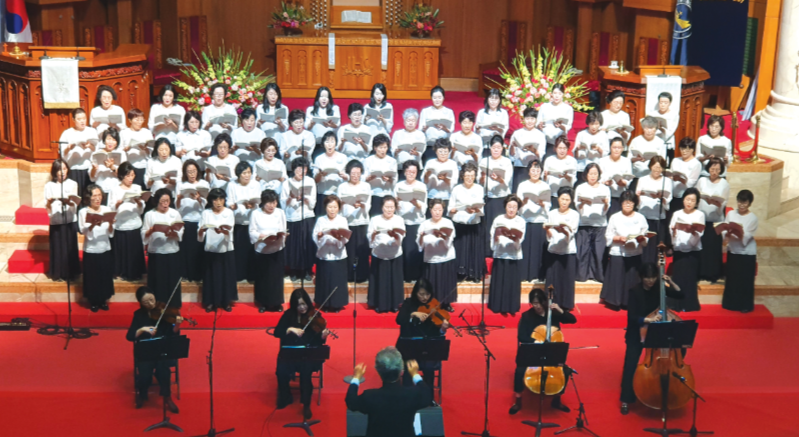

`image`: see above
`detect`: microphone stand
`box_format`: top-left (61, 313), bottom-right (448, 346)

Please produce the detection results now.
top-left (673, 373), bottom-right (713, 437)
top-left (555, 369), bottom-right (601, 437)
top-left (191, 307), bottom-right (234, 437)
top-left (459, 312), bottom-right (499, 437)
top-left (343, 258), bottom-right (364, 383)
top-left (300, 163), bottom-right (307, 288)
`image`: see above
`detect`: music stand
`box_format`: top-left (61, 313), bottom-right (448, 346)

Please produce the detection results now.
top-left (641, 321), bottom-right (698, 437)
top-left (280, 345), bottom-right (331, 436)
top-left (516, 342), bottom-right (570, 437)
top-left (134, 335), bottom-right (191, 433)
top-left (396, 338), bottom-right (451, 362)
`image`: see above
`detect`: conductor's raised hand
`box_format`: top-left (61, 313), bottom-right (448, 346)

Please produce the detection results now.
top-left (353, 363), bottom-right (367, 381)
top-left (406, 360), bottom-right (420, 377)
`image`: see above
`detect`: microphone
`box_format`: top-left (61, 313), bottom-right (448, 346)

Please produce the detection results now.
top-left (570, 367), bottom-right (579, 375)
top-left (353, 257), bottom-right (359, 268)
top-left (458, 309), bottom-right (466, 319)
top-left (672, 372), bottom-right (686, 383)
top-left (51, 141), bottom-right (68, 144)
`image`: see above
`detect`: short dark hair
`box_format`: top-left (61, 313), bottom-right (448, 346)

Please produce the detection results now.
top-left (212, 133), bottom-right (232, 156)
top-left (648, 156), bottom-right (667, 170)
top-left (261, 189), bottom-right (279, 205)
top-left (136, 286), bottom-right (155, 303)
top-left (459, 110), bottom-right (475, 123)
top-left (554, 135), bottom-right (570, 150)
top-left (154, 188), bottom-right (174, 206)
top-left (682, 187), bottom-right (700, 204)
top-left (323, 194), bottom-right (342, 209)
top-left (557, 186), bottom-right (573, 201)
top-left (679, 137), bottom-right (696, 151)
top-left (158, 84), bottom-right (179, 104)
top-left (460, 162), bottom-right (478, 180)
top-left (528, 289), bottom-right (547, 310)
top-left (522, 107), bottom-right (539, 119)
top-left (382, 195), bottom-right (398, 208)
top-left (345, 159), bottom-right (364, 175)
top-left (50, 159), bottom-right (69, 181)
top-left (234, 161), bottom-right (252, 177)
top-left (433, 138), bottom-right (451, 151)
top-left (152, 138), bottom-right (175, 158)
top-left (83, 183), bottom-right (103, 205)
top-left (430, 85), bottom-right (445, 98)
top-left (707, 114), bottom-right (725, 133)
top-left (583, 163), bottom-right (602, 181)
top-left (737, 189), bottom-right (754, 204)
top-left (504, 194), bottom-right (522, 208)
top-left (658, 92), bottom-right (673, 102)
top-left (484, 89), bottom-right (502, 112)
top-left (606, 90), bottom-right (625, 104)
top-left (489, 135), bottom-right (504, 148)
top-left (184, 111), bottom-right (202, 131)
top-left (428, 198), bottom-right (445, 210)
top-left (71, 108), bottom-right (86, 119)
top-left (240, 108), bottom-right (257, 121)
top-left (260, 137), bottom-right (279, 154)
top-left (320, 131), bottom-right (338, 148)
top-left (206, 188), bottom-right (226, 207)
top-left (705, 156), bottom-right (725, 174)
top-left (552, 83), bottom-right (566, 93)
top-left (209, 83), bottom-right (227, 98)
top-left (619, 190), bottom-right (638, 208)
top-left (373, 133), bottom-right (390, 149)
top-left (348, 102), bottom-right (364, 117)
top-left (181, 159), bottom-right (201, 182)
top-left (100, 127), bottom-right (120, 146)
top-left (94, 85), bottom-right (117, 107)
top-left (526, 159), bottom-right (542, 173)
top-left (118, 162), bottom-right (135, 181)
top-left (288, 109), bottom-right (305, 124)
top-left (585, 111), bottom-right (603, 126)
top-left (291, 157), bottom-right (310, 173)
top-left (127, 108), bottom-right (145, 120)
top-left (609, 137), bottom-right (624, 148)
top-left (402, 159), bottom-right (421, 173)
top-left (639, 262), bottom-right (659, 279)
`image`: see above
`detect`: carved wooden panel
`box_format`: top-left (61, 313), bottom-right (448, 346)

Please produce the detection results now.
top-left (546, 26), bottom-right (574, 63)
top-left (179, 16), bottom-right (208, 64)
top-left (335, 46), bottom-right (381, 91)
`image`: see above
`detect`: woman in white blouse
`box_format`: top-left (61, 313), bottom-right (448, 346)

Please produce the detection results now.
top-left (517, 160), bottom-right (550, 282)
top-left (599, 137), bottom-right (633, 217)
top-left (227, 161), bottom-right (262, 282)
top-left (337, 160), bottom-right (372, 283)
top-left (537, 84), bottom-right (574, 156)
top-left (509, 107), bottom-right (547, 192)
top-left (338, 102), bottom-right (373, 164)
top-left (90, 128), bottom-right (125, 205)
top-left (721, 190), bottom-right (758, 313)
top-left (368, 196), bottom-right (406, 313)
top-left (419, 86), bottom-right (455, 163)
top-left (449, 111), bottom-right (482, 168)
top-left (313, 131), bottom-right (348, 216)
top-left (231, 108), bottom-right (266, 166)
top-left (600, 190), bottom-right (649, 307)
top-left (629, 116), bottom-right (667, 185)
top-left (255, 138), bottom-right (288, 197)
top-left (90, 85), bottom-right (125, 135)
top-left (697, 157), bottom-right (730, 283)
top-left (668, 187), bottom-right (704, 312)
top-left (280, 157), bottom-right (317, 282)
top-left (364, 83), bottom-right (393, 138)
top-left (423, 140), bottom-right (459, 204)
top-left (697, 115), bottom-right (733, 178)
top-left (149, 84), bottom-right (185, 144)
top-left (574, 163), bottom-right (611, 282)
top-left (198, 188), bottom-right (237, 312)
top-left (205, 133), bottom-right (240, 191)
top-left (45, 159), bottom-right (81, 281)
top-left (476, 89), bottom-right (509, 146)
top-left (257, 83), bottom-right (289, 139)
top-left (480, 135), bottom-right (514, 245)
top-left (417, 199), bottom-right (457, 311)
top-left (573, 111), bottom-right (609, 183)
top-left (145, 139), bottom-right (183, 208)
top-left (449, 163), bottom-right (486, 282)
top-left (142, 189), bottom-right (185, 306)
top-left (544, 187), bottom-right (580, 310)
top-left (543, 136), bottom-right (577, 206)
top-left (668, 137), bottom-right (702, 217)
top-left (249, 189), bottom-right (288, 312)
top-left (364, 134), bottom-right (397, 216)
top-left (306, 86), bottom-right (341, 159)
top-left (636, 156), bottom-right (673, 265)
top-left (600, 90), bottom-right (633, 145)
top-left (313, 195), bottom-right (350, 312)
top-left (175, 159), bottom-right (209, 282)
top-left (487, 195), bottom-right (526, 315)
top-left (394, 160), bottom-right (427, 282)
top-left (108, 162), bottom-right (146, 281)
top-left (59, 108), bottom-right (99, 198)
top-left (120, 108), bottom-right (155, 188)
top-left (176, 111), bottom-right (213, 165)
top-left (391, 108), bottom-right (427, 168)
top-left (202, 83), bottom-right (239, 140)
top-left (282, 109), bottom-right (317, 163)
top-left (80, 185), bottom-right (116, 312)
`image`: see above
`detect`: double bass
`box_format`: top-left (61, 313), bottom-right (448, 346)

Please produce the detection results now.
top-left (523, 287), bottom-right (566, 395)
top-left (632, 244), bottom-right (695, 410)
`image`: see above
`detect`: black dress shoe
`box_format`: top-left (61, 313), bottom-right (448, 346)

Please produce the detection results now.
top-left (275, 306), bottom-right (284, 312)
top-left (551, 396), bottom-right (571, 413)
top-left (206, 305), bottom-right (214, 313)
top-left (164, 395), bottom-right (179, 414)
top-left (509, 399), bottom-right (522, 415)
top-left (258, 306), bottom-right (267, 313)
top-left (620, 402), bottom-right (629, 415)
top-left (303, 405), bottom-right (313, 421)
top-left (90, 305), bottom-right (99, 313)
top-left (277, 393), bottom-right (294, 409)
top-left (223, 305), bottom-right (232, 312)
top-left (100, 303), bottom-right (109, 311)
top-left (135, 394), bottom-right (145, 409)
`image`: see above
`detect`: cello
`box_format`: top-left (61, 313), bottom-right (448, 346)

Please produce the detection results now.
top-left (633, 244), bottom-right (695, 410)
top-left (523, 286), bottom-right (567, 395)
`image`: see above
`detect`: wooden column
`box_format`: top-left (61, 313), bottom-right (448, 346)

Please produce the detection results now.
top-left (113, 0), bottom-right (133, 45)
top-left (574, 1), bottom-right (594, 72)
top-left (755, 0), bottom-right (781, 113)
top-left (28, 0), bottom-right (88, 47)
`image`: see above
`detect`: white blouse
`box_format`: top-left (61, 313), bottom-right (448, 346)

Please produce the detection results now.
top-left (423, 158), bottom-right (460, 200)
top-left (538, 102), bottom-right (574, 144)
top-left (175, 180), bottom-right (209, 222)
top-left (628, 135), bottom-right (666, 178)
top-left (202, 104), bottom-right (239, 139)
top-left (636, 175), bottom-right (673, 220)
top-left (226, 180), bottom-right (262, 225)
top-left (365, 102), bottom-right (394, 137)
top-left (313, 214), bottom-right (350, 260)
top-left (696, 177), bottom-right (730, 223)
top-left (574, 183), bottom-right (611, 227)
top-left (280, 176), bottom-right (317, 222)
top-left (450, 131), bottom-right (483, 167)
top-left (337, 123), bottom-right (374, 163)
top-left (600, 109), bottom-right (633, 142)
top-left (305, 105), bottom-right (341, 141)
top-left (509, 128), bottom-right (547, 167)
top-left (697, 134), bottom-right (733, 177)
top-left (205, 154), bottom-right (241, 190)
top-left (368, 214), bottom-right (406, 260)
top-left (337, 181), bottom-right (372, 226)
top-left (176, 129), bottom-right (213, 165)
top-left (148, 103), bottom-right (186, 143)
top-left (255, 158), bottom-right (288, 194)
top-left (724, 210), bottom-right (758, 255)
top-left (573, 129), bottom-right (610, 171)
top-left (479, 156), bottom-right (514, 198)
top-left (545, 208), bottom-right (580, 255)
top-left (121, 128), bottom-right (155, 169)
top-left (142, 208), bottom-right (184, 254)
top-left (364, 154), bottom-right (398, 197)
top-left (45, 180), bottom-right (79, 224)
top-left (280, 129), bottom-right (316, 163)
top-left (314, 152), bottom-right (349, 195)
top-left (249, 207), bottom-right (288, 254)
top-left (108, 184), bottom-right (145, 230)
top-left (605, 211), bottom-right (650, 257)
top-left (91, 149), bottom-right (126, 193)
top-left (394, 180), bottom-right (428, 225)
top-left (391, 129), bottom-right (427, 166)
top-left (89, 105), bottom-right (126, 135)
top-left (647, 108), bottom-right (679, 149)
top-left (670, 209), bottom-right (705, 252)
top-left (417, 218), bottom-right (456, 263)
top-left (60, 127), bottom-right (100, 171)
top-left (199, 208), bottom-right (235, 253)
top-left (257, 103), bottom-right (290, 138)
top-left (517, 180), bottom-right (551, 223)
top-left (231, 127), bottom-right (266, 164)
top-left (79, 206), bottom-right (114, 253)
top-left (543, 155), bottom-right (578, 194)
top-left (490, 214), bottom-right (526, 259)
top-left (448, 184), bottom-right (485, 225)
top-left (669, 157), bottom-right (702, 198)
top-left (598, 155), bottom-right (633, 198)
top-left (419, 106), bottom-right (455, 142)
top-left (145, 156), bottom-right (183, 194)
top-left (476, 108), bottom-right (510, 143)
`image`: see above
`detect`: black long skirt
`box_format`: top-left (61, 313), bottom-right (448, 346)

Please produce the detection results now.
top-left (512, 167), bottom-right (529, 193)
top-left (454, 223), bottom-right (485, 279)
top-left (254, 250), bottom-right (286, 307)
top-left (147, 252), bottom-right (183, 307)
top-left (112, 228), bottom-right (146, 281)
top-left (233, 224), bottom-right (255, 282)
top-left (202, 251), bottom-right (238, 307)
top-left (422, 259), bottom-right (458, 305)
top-left (599, 255), bottom-right (641, 307)
top-left (82, 251), bottom-right (115, 306)
top-left (488, 258), bottom-right (521, 314)
top-left (545, 253), bottom-right (576, 310)
top-left (402, 224), bottom-right (424, 282)
top-left (285, 218), bottom-right (316, 274)
top-left (369, 195), bottom-right (386, 217)
top-left (68, 169), bottom-right (91, 198)
top-left (698, 222), bottom-right (723, 283)
top-left (346, 225), bottom-right (370, 282)
top-left (607, 197), bottom-right (622, 218)
top-left (519, 222), bottom-right (546, 282)
top-left (669, 250), bottom-right (701, 312)
top-left (642, 219), bottom-right (664, 265)
top-left (483, 197), bottom-right (505, 246)
top-left (315, 258), bottom-right (349, 309)
top-left (368, 256), bottom-right (405, 312)
top-left (132, 167), bottom-right (146, 191)
top-left (314, 193), bottom-right (328, 217)
top-left (49, 222), bottom-right (80, 281)
top-left (179, 221), bottom-right (205, 282)
top-left (722, 253), bottom-right (756, 312)
top-left (576, 226), bottom-right (606, 282)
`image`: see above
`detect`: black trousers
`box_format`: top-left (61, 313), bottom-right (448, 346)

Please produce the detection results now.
top-left (136, 360), bottom-right (172, 397)
top-left (276, 359), bottom-right (320, 406)
top-left (576, 226), bottom-right (606, 282)
top-left (514, 365), bottom-right (571, 395)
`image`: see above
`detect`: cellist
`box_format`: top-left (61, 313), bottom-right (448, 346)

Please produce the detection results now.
top-left (620, 262), bottom-right (683, 415)
top-left (509, 289), bottom-right (576, 415)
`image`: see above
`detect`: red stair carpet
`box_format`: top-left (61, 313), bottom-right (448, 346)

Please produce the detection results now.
top-left (14, 205), bottom-right (48, 225)
top-left (7, 250), bottom-right (84, 274)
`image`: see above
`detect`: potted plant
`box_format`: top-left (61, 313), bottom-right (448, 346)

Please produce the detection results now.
top-left (270, 1), bottom-right (315, 36)
top-left (398, 3), bottom-right (444, 38)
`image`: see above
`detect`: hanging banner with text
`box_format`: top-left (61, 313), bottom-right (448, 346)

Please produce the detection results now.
top-left (687, 0), bottom-right (749, 86)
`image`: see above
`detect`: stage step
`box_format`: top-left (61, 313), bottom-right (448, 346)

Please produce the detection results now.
top-left (15, 206), bottom-right (48, 225)
top-left (7, 250), bottom-right (84, 274)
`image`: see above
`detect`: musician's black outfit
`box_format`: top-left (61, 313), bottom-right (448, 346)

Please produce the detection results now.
top-left (273, 310), bottom-right (327, 408)
top-left (126, 308), bottom-right (176, 399)
top-left (395, 297), bottom-right (446, 398)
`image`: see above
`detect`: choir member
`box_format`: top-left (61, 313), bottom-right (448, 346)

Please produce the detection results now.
top-left (697, 157), bottom-right (729, 283)
top-left (600, 90), bottom-right (633, 145)
top-left (629, 116), bottom-right (667, 189)
top-left (282, 109), bottom-right (317, 163)
top-left (448, 163), bottom-right (486, 282)
top-left (668, 187), bottom-right (704, 312)
top-left (544, 187), bottom-right (580, 310)
top-left (313, 195), bottom-right (351, 311)
top-left (313, 131), bottom-right (348, 216)
top-left (543, 136), bottom-right (577, 207)
top-left (205, 133), bottom-right (240, 191)
top-left (419, 86), bottom-right (455, 163)
top-left (509, 107), bottom-right (547, 193)
top-left (647, 92), bottom-right (679, 163)
top-left (226, 161), bottom-right (261, 282)
top-left (255, 138), bottom-right (288, 196)
top-left (249, 189), bottom-right (288, 312)
top-left (364, 134), bottom-right (398, 216)
top-left (257, 83), bottom-right (289, 139)
top-left (394, 160), bottom-right (427, 283)
top-left (281, 157), bottom-right (317, 281)
top-left (199, 188), bottom-right (237, 312)
top-left (509, 289), bottom-right (576, 415)
top-left (59, 108), bottom-right (99, 198)
top-left (423, 139), bottom-right (459, 208)
top-left (176, 110), bottom-right (213, 165)
top-left (121, 108), bottom-right (155, 188)
top-left (142, 188), bottom-right (184, 306)
top-left (574, 163), bottom-right (610, 282)
top-left (636, 156), bottom-right (672, 265)
top-left (305, 86), bottom-right (341, 159)
top-left (537, 84), bottom-right (574, 158)
top-left (338, 103), bottom-right (374, 164)
top-left (488, 195), bottom-right (526, 315)
top-left (175, 159), bottom-right (208, 282)
top-left (418, 199), bottom-right (457, 311)
top-left (231, 108), bottom-right (266, 166)
top-left (476, 89), bottom-right (509, 146)
top-left (479, 135), bottom-right (514, 245)
top-left (364, 83), bottom-right (394, 137)
top-left (148, 84), bottom-right (185, 144)
top-left (337, 160), bottom-right (372, 283)
top-left (274, 288), bottom-right (330, 420)
top-left (450, 110), bottom-right (483, 167)
top-left (517, 160), bottom-right (551, 282)
top-left (599, 137), bottom-right (633, 217)
top-left (697, 115), bottom-right (733, 178)
top-left (573, 111), bottom-right (609, 184)
top-left (108, 162), bottom-right (147, 281)
top-left (721, 190), bottom-right (758, 313)
top-left (391, 108), bottom-right (427, 169)
top-left (368, 196), bottom-right (406, 313)
top-left (144, 138), bottom-right (182, 207)
top-left (90, 85), bottom-right (126, 134)
top-left (600, 190), bottom-right (649, 307)
top-left (668, 137), bottom-right (702, 217)
top-left (45, 159), bottom-right (81, 281)
top-left (90, 128), bottom-right (125, 204)
top-left (202, 83), bottom-right (238, 139)
top-left (79, 184), bottom-right (115, 312)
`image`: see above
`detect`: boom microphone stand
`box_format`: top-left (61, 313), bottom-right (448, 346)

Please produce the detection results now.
top-left (191, 308), bottom-right (234, 437)
top-left (344, 258), bottom-right (365, 384)
top-left (555, 369), bottom-right (601, 437)
top-left (673, 373), bottom-right (713, 437)
top-left (459, 311), bottom-right (499, 437)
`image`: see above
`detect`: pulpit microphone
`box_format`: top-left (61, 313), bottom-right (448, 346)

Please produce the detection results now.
top-left (39, 51), bottom-right (51, 60)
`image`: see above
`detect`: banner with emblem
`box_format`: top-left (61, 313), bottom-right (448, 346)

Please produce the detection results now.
top-left (670, 0), bottom-right (692, 66)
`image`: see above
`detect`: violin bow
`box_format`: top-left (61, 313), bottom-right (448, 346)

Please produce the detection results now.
top-left (426, 285), bottom-right (459, 315)
top-left (155, 277), bottom-right (183, 328)
top-left (301, 286), bottom-right (338, 332)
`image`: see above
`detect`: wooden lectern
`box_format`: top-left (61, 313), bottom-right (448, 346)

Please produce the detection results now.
top-left (0, 44), bottom-right (152, 162)
top-left (599, 65), bottom-right (710, 151)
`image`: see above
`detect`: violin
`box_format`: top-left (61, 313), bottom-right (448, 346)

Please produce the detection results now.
top-left (149, 302), bottom-right (197, 327)
top-left (524, 286), bottom-right (567, 395)
top-left (416, 297), bottom-right (461, 336)
top-left (301, 309), bottom-right (339, 339)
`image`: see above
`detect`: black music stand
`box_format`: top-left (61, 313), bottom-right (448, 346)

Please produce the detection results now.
top-left (517, 342), bottom-right (570, 437)
top-left (280, 345), bottom-right (331, 436)
top-left (641, 321), bottom-right (698, 437)
top-left (396, 338), bottom-right (451, 362)
top-left (134, 335), bottom-right (191, 433)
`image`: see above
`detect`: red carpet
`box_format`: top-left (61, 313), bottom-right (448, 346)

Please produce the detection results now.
top-left (1, 319), bottom-right (797, 436)
top-left (14, 205), bottom-right (49, 226)
top-left (7, 250), bottom-right (83, 274)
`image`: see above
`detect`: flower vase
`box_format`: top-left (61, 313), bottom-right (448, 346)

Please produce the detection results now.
top-left (410, 30), bottom-right (431, 39)
top-left (282, 27), bottom-right (303, 37)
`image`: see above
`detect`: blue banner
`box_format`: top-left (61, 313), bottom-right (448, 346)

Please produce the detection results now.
top-left (686, 0), bottom-right (749, 86)
top-left (670, 0), bottom-right (692, 65)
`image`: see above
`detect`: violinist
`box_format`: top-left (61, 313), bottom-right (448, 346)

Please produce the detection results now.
top-left (126, 286), bottom-right (181, 412)
top-left (273, 288), bottom-right (331, 421)
top-left (620, 263), bottom-right (683, 415)
top-left (509, 289), bottom-right (575, 415)
top-left (395, 278), bottom-right (451, 399)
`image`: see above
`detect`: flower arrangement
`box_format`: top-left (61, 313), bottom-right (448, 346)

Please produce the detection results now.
top-left (173, 45), bottom-right (274, 113)
top-left (398, 3), bottom-right (444, 38)
top-left (492, 47), bottom-right (594, 119)
top-left (270, 1), bottom-right (314, 34)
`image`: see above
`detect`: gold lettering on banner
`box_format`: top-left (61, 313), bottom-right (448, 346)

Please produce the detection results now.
top-left (343, 56), bottom-right (374, 77)
top-left (298, 50), bottom-right (307, 86)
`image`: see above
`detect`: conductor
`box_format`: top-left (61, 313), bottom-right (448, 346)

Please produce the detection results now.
top-left (346, 346), bottom-right (434, 437)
